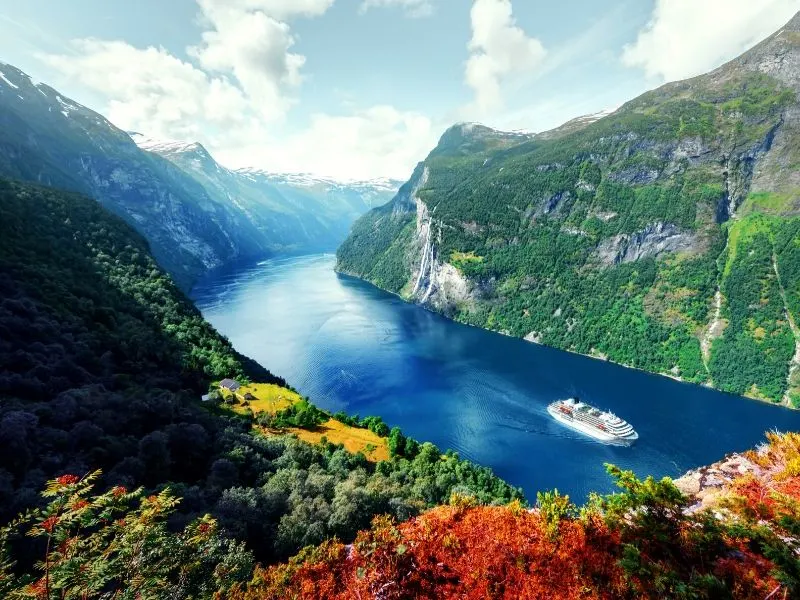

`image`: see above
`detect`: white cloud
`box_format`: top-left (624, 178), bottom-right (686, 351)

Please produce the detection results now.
top-left (43, 0), bottom-right (335, 137)
top-left (38, 0), bottom-right (434, 181)
top-left (359, 0), bottom-right (434, 18)
top-left (622, 0), bottom-right (800, 81)
top-left (187, 0), bottom-right (335, 122)
top-left (465, 0), bottom-right (546, 114)
top-left (41, 40), bottom-right (252, 142)
top-left (189, 14), bottom-right (301, 122)
top-left (219, 106), bottom-right (438, 180)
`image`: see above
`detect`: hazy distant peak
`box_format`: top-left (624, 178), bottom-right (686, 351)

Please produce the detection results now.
top-left (235, 168), bottom-right (402, 190)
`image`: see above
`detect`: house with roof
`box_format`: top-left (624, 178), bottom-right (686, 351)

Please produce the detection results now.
top-left (219, 378), bottom-right (241, 392)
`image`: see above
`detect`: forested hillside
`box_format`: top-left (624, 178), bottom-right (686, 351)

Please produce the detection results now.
top-left (338, 17), bottom-right (800, 406)
top-left (0, 178), bottom-right (520, 574)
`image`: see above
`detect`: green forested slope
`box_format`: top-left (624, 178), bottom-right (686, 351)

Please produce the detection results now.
top-left (338, 24), bottom-right (800, 405)
top-left (0, 179), bottom-right (520, 568)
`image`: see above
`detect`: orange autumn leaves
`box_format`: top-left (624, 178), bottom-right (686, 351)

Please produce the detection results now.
top-left (231, 503), bottom-right (628, 600)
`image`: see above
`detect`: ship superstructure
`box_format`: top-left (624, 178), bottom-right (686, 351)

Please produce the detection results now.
top-left (547, 398), bottom-right (638, 443)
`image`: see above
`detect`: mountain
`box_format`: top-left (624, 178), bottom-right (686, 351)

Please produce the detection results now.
top-left (0, 62), bottom-right (274, 290)
top-left (337, 14), bottom-right (800, 406)
top-left (0, 62), bottom-right (398, 290)
top-left (131, 133), bottom-right (400, 259)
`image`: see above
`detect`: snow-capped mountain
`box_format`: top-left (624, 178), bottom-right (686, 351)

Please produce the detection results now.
top-left (236, 168), bottom-right (401, 193)
top-left (129, 132), bottom-right (212, 157)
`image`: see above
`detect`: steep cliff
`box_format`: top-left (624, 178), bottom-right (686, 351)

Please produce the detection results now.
top-left (337, 15), bottom-right (800, 405)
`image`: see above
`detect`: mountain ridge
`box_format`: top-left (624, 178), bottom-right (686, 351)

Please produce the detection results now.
top-left (129, 131), bottom-right (403, 191)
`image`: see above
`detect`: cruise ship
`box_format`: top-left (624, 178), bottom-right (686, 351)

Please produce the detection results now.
top-left (547, 398), bottom-right (638, 444)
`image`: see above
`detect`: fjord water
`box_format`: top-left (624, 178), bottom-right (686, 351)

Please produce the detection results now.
top-left (192, 254), bottom-right (800, 499)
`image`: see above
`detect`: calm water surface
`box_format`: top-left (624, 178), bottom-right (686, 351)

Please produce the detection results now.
top-left (192, 253), bottom-right (800, 499)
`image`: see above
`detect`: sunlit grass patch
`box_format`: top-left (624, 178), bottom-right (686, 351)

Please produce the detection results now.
top-left (739, 191), bottom-right (798, 216)
top-left (229, 382), bottom-right (303, 415)
top-left (288, 419), bottom-right (390, 462)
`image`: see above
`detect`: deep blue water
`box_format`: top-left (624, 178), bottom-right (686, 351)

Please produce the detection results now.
top-left (192, 253), bottom-right (800, 500)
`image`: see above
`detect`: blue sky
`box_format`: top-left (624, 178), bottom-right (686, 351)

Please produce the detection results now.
top-left (1, 0), bottom-right (798, 180)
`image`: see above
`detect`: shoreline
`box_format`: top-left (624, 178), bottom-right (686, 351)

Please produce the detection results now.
top-left (334, 263), bottom-right (797, 413)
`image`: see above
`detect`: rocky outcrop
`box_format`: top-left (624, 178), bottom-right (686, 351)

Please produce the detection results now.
top-left (607, 166), bottom-right (661, 185)
top-left (673, 452), bottom-right (763, 512)
top-left (393, 163), bottom-right (428, 215)
top-left (594, 222), bottom-right (698, 265)
top-left (532, 191), bottom-right (572, 218)
top-left (404, 164), bottom-right (476, 314)
top-left (524, 331), bottom-right (543, 344)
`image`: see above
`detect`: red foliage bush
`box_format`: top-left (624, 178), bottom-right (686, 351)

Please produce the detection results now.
top-left (55, 474), bottom-right (79, 486)
top-left (233, 505), bottom-right (628, 599)
top-left (714, 546), bottom-right (779, 599)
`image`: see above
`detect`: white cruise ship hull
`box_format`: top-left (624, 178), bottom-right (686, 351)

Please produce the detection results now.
top-left (547, 405), bottom-right (638, 444)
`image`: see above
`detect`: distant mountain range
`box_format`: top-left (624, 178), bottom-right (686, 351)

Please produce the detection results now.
top-left (337, 13), bottom-right (800, 406)
top-left (0, 62), bottom-right (400, 290)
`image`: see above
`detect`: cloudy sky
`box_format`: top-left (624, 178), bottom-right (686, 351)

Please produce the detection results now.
top-left (1, 0), bottom-right (797, 180)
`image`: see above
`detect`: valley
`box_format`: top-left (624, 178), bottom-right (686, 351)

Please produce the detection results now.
top-left (0, 63), bottom-right (399, 290)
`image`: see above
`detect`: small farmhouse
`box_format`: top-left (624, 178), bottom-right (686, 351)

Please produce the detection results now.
top-left (219, 378), bottom-right (241, 392)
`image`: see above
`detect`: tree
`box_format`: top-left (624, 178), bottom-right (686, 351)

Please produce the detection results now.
top-left (0, 471), bottom-right (253, 599)
top-left (388, 427), bottom-right (406, 458)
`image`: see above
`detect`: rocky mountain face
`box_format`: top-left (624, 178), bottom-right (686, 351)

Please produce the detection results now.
top-left (132, 134), bottom-right (400, 259)
top-left (0, 63), bottom-right (398, 290)
top-left (337, 14), bottom-right (800, 406)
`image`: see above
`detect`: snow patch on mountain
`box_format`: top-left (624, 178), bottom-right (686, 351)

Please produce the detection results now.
top-left (129, 132), bottom-right (205, 155)
top-left (571, 107), bottom-right (619, 125)
top-left (236, 168), bottom-right (401, 192)
top-left (55, 95), bottom-right (81, 118)
top-left (0, 71), bottom-right (19, 90)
